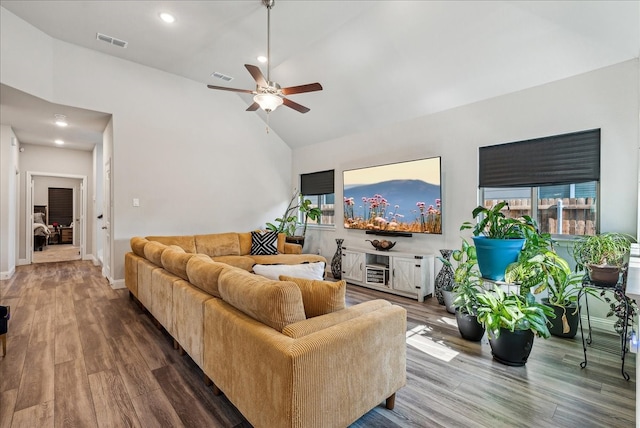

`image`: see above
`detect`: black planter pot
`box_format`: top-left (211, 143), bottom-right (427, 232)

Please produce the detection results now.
top-left (285, 235), bottom-right (305, 248)
top-left (488, 328), bottom-right (535, 366)
top-left (455, 309), bottom-right (485, 341)
top-left (542, 298), bottom-right (579, 339)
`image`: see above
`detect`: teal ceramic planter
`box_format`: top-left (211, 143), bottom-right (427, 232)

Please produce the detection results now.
top-left (472, 236), bottom-right (524, 281)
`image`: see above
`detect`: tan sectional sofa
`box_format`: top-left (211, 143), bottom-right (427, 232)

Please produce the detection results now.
top-left (124, 232), bottom-right (407, 428)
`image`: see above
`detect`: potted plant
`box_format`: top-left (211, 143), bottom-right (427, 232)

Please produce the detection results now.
top-left (449, 239), bottom-right (485, 341)
top-left (572, 232), bottom-right (633, 286)
top-left (461, 201), bottom-right (537, 281)
top-left (266, 191), bottom-right (322, 248)
top-left (476, 285), bottom-right (555, 366)
top-left (506, 249), bottom-right (592, 338)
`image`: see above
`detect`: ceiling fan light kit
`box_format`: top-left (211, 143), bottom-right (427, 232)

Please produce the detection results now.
top-left (207, 0), bottom-right (322, 114)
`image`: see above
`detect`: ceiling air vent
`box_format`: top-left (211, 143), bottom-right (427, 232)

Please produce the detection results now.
top-left (96, 32), bottom-right (128, 48)
top-left (211, 72), bottom-right (234, 82)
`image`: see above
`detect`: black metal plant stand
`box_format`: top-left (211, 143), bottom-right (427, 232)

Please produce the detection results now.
top-left (578, 271), bottom-right (631, 381)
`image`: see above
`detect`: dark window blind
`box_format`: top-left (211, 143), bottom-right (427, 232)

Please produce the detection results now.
top-left (301, 170), bottom-right (335, 195)
top-left (479, 129), bottom-right (600, 188)
top-left (48, 187), bottom-right (73, 226)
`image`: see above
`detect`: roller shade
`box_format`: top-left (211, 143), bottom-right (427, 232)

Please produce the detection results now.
top-left (301, 170), bottom-right (334, 195)
top-left (479, 129), bottom-right (600, 188)
top-left (48, 187), bottom-right (73, 226)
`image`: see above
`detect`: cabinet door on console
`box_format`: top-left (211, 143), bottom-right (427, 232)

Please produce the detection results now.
top-left (392, 256), bottom-right (424, 294)
top-left (342, 250), bottom-right (364, 283)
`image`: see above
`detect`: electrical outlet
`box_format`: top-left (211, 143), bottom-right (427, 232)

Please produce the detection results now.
top-left (133, 198), bottom-right (140, 207)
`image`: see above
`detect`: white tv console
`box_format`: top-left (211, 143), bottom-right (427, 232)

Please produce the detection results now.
top-left (341, 246), bottom-right (435, 302)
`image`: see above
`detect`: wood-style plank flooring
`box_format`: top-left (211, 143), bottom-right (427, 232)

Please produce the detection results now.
top-left (0, 261), bottom-right (635, 427)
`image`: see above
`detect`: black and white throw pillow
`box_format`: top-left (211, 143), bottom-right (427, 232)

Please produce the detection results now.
top-left (250, 231), bottom-right (279, 255)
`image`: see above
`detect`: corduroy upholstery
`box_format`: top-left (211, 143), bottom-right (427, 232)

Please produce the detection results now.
top-left (218, 268), bottom-right (306, 332)
top-left (144, 241), bottom-right (168, 266)
top-left (185, 255), bottom-right (227, 298)
top-left (143, 232), bottom-right (325, 271)
top-left (124, 233), bottom-right (405, 427)
top-left (279, 275), bottom-right (346, 318)
top-left (161, 245), bottom-right (194, 281)
top-left (145, 235), bottom-right (196, 253)
top-left (172, 279), bottom-right (212, 368)
top-left (203, 298), bottom-right (407, 428)
top-left (124, 252), bottom-right (140, 297)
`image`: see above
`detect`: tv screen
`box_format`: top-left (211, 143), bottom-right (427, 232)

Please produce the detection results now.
top-left (343, 157), bottom-right (442, 235)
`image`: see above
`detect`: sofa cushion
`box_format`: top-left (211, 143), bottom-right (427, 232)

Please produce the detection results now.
top-left (218, 268), bottom-right (306, 332)
top-left (279, 275), bottom-right (346, 318)
top-left (161, 245), bottom-right (195, 281)
top-left (250, 230), bottom-right (279, 255)
top-left (130, 236), bottom-right (149, 257)
top-left (210, 255), bottom-right (255, 271)
top-left (195, 233), bottom-right (241, 257)
top-left (253, 262), bottom-right (325, 281)
top-left (144, 241), bottom-right (168, 266)
top-left (145, 235), bottom-right (196, 253)
top-left (186, 254), bottom-right (227, 298)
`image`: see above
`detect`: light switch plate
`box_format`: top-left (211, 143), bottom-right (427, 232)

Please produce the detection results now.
top-left (133, 198), bottom-right (140, 207)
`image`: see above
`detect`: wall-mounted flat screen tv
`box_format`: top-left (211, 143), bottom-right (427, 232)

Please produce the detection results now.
top-left (343, 157), bottom-right (442, 235)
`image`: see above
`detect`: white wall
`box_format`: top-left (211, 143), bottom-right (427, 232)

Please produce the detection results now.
top-left (0, 126), bottom-right (19, 279)
top-left (1, 8), bottom-right (293, 282)
top-left (295, 60), bottom-right (639, 264)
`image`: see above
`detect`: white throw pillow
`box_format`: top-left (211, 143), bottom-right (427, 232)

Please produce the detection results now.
top-left (253, 262), bottom-right (325, 281)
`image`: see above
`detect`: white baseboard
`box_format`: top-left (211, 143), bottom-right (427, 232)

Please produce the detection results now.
top-left (0, 267), bottom-right (15, 280)
top-left (581, 315), bottom-right (617, 334)
top-left (110, 278), bottom-right (126, 290)
top-left (18, 258), bottom-right (29, 266)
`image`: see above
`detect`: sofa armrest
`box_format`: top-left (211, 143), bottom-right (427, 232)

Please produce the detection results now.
top-left (283, 242), bottom-right (302, 254)
top-left (282, 299), bottom-right (390, 338)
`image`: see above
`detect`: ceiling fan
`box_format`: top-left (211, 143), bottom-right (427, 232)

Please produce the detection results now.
top-left (207, 0), bottom-right (322, 114)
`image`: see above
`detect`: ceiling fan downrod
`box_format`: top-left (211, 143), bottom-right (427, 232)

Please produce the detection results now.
top-left (263, 0), bottom-right (275, 82)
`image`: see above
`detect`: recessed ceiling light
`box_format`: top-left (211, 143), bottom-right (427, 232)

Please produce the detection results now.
top-left (54, 114), bottom-right (68, 127)
top-left (257, 56), bottom-right (267, 63)
top-left (159, 12), bottom-right (175, 23)
top-left (54, 139), bottom-right (65, 145)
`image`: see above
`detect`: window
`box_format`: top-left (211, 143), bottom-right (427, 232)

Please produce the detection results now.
top-left (300, 170), bottom-right (335, 226)
top-left (479, 129), bottom-right (600, 236)
top-left (48, 187), bottom-right (73, 226)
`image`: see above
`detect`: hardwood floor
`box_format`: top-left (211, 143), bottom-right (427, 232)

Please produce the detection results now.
top-left (0, 261), bottom-right (635, 427)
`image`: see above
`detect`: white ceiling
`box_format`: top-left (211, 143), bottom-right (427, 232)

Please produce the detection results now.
top-left (1, 1), bottom-right (638, 150)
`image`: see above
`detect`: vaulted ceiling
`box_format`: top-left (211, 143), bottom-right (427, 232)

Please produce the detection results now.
top-left (1, 1), bottom-right (638, 151)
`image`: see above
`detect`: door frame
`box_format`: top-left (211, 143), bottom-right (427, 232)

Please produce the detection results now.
top-left (25, 171), bottom-right (88, 265)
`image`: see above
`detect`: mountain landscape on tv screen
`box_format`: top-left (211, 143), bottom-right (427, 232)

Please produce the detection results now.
top-left (343, 179), bottom-right (442, 234)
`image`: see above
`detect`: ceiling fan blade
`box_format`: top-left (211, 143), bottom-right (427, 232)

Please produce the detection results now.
top-left (282, 97), bottom-right (310, 114)
top-left (207, 84), bottom-right (254, 94)
top-left (281, 83), bottom-right (323, 95)
top-left (245, 64), bottom-right (268, 87)
top-left (246, 102), bottom-right (260, 111)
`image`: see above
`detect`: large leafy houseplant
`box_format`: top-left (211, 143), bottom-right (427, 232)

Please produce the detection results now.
top-left (476, 286), bottom-right (555, 339)
top-left (572, 232), bottom-right (632, 270)
top-left (449, 239), bottom-right (482, 315)
top-left (460, 200), bottom-right (537, 239)
top-left (572, 232), bottom-right (633, 286)
top-left (448, 239), bottom-right (485, 341)
top-left (460, 201), bottom-right (538, 281)
top-left (266, 191), bottom-right (322, 239)
top-left (505, 246), bottom-right (593, 338)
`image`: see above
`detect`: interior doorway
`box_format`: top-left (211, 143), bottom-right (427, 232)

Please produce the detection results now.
top-left (26, 172), bottom-right (87, 264)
